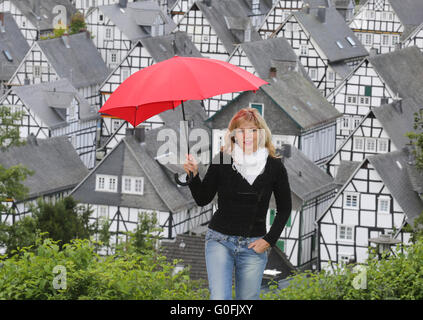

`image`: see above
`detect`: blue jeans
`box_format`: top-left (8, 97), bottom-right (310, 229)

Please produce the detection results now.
top-left (205, 228), bottom-right (269, 300)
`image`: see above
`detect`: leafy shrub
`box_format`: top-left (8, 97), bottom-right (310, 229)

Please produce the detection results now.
top-left (0, 234), bottom-right (209, 300)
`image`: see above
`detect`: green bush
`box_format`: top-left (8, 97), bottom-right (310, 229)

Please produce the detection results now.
top-left (0, 234), bottom-right (209, 300)
top-left (262, 237), bottom-right (423, 300)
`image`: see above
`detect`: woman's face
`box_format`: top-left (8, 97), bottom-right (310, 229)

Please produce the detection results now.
top-left (234, 119), bottom-right (259, 154)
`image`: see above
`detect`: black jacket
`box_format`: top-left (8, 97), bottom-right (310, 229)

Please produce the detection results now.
top-left (187, 151), bottom-right (292, 247)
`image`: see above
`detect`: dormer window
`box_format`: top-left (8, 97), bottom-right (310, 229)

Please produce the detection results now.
top-left (122, 176), bottom-right (144, 195)
top-left (336, 41), bottom-right (344, 49)
top-left (346, 36), bottom-right (356, 46)
top-left (96, 174), bottom-right (118, 193)
top-left (244, 27), bottom-right (251, 42)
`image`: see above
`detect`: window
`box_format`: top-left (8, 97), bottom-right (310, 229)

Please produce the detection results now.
top-left (96, 174), bottom-right (118, 192)
top-left (338, 225), bottom-right (354, 241)
top-left (122, 68), bottom-right (130, 80)
top-left (382, 34), bottom-right (389, 46)
top-left (98, 205), bottom-right (108, 219)
top-left (364, 34), bottom-right (373, 45)
top-left (353, 116), bottom-right (361, 128)
top-left (121, 176), bottom-right (144, 195)
top-left (244, 28), bottom-right (251, 42)
top-left (99, 14), bottom-right (103, 21)
top-left (112, 119), bottom-right (121, 132)
top-left (366, 10), bottom-right (375, 19)
top-left (111, 52), bottom-right (117, 63)
top-left (106, 27), bottom-right (112, 39)
top-left (344, 192), bottom-right (359, 209)
top-left (377, 138), bottom-right (388, 153)
top-left (391, 35), bottom-right (399, 46)
top-left (328, 71), bottom-right (335, 82)
top-left (33, 65), bottom-right (41, 78)
top-left (249, 103), bottom-right (264, 116)
top-left (202, 34), bottom-right (209, 42)
top-left (365, 138), bottom-right (376, 152)
top-left (346, 36), bottom-right (356, 46)
top-left (300, 44), bottom-right (308, 56)
top-left (339, 254), bottom-right (354, 264)
top-left (347, 95), bottom-right (357, 104)
top-left (309, 68), bottom-right (317, 80)
top-left (353, 137), bottom-right (364, 151)
top-left (378, 196), bottom-right (390, 214)
top-left (341, 116), bottom-right (350, 130)
top-left (336, 40), bottom-right (344, 49)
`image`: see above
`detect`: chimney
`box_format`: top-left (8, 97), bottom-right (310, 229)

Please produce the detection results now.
top-left (119, 0), bottom-right (128, 8)
top-left (317, 6), bottom-right (326, 23)
top-left (269, 67), bottom-right (277, 78)
top-left (0, 12), bottom-right (4, 29)
top-left (392, 97), bottom-right (403, 114)
top-left (126, 126), bottom-right (145, 143)
top-left (27, 133), bottom-right (38, 146)
top-left (62, 34), bottom-right (71, 48)
top-left (302, 4), bottom-right (310, 14)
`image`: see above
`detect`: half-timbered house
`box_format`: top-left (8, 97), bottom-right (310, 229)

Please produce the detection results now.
top-left (258, 0), bottom-right (331, 39)
top-left (204, 36), bottom-right (312, 116)
top-left (97, 31), bottom-right (202, 156)
top-left (70, 125), bottom-right (214, 248)
top-left (176, 0), bottom-right (262, 61)
top-left (266, 145), bottom-right (337, 270)
top-left (0, 135), bottom-right (89, 224)
top-left (0, 79), bottom-right (99, 169)
top-left (348, 0), bottom-right (423, 54)
top-left (0, 12), bottom-right (30, 95)
top-left (401, 22), bottom-right (423, 52)
top-left (86, 0), bottom-right (176, 69)
top-left (7, 31), bottom-right (111, 110)
top-left (325, 97), bottom-right (422, 179)
top-left (327, 46), bottom-right (423, 146)
top-left (206, 68), bottom-right (341, 167)
top-left (0, 0), bottom-right (77, 46)
top-left (316, 147), bottom-right (421, 271)
top-left (272, 5), bottom-right (368, 97)
top-left (70, 0), bottom-right (134, 17)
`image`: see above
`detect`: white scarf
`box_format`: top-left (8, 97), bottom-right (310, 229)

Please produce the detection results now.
top-left (231, 142), bottom-right (269, 185)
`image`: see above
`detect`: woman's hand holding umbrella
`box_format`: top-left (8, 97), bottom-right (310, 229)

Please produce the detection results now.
top-left (183, 154), bottom-right (199, 180)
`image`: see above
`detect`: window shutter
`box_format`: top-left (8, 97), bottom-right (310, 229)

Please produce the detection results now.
top-left (276, 240), bottom-right (284, 252)
top-left (270, 209), bottom-right (276, 225)
top-left (365, 86), bottom-right (372, 97)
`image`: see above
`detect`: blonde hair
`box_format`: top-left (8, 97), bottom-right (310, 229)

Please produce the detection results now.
top-left (220, 107), bottom-right (281, 159)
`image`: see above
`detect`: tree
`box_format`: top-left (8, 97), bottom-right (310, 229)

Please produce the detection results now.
top-left (0, 106), bottom-right (33, 215)
top-left (69, 12), bottom-right (87, 35)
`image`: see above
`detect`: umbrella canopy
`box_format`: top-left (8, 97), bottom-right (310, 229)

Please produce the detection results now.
top-left (99, 55), bottom-right (268, 127)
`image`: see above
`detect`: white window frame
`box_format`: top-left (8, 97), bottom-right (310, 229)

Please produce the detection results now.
top-left (352, 116), bottom-right (361, 129)
top-left (341, 116), bottom-right (351, 130)
top-left (300, 44), bottom-right (308, 56)
top-left (359, 96), bottom-right (370, 106)
top-left (121, 176), bottom-right (144, 195)
top-left (365, 137), bottom-right (377, 152)
top-left (391, 35), bottom-right (399, 46)
top-left (33, 65), bottom-right (41, 78)
top-left (338, 253), bottom-right (354, 264)
top-left (377, 196), bottom-right (391, 214)
top-left (343, 192), bottom-right (359, 210)
top-left (309, 68), bottom-right (318, 80)
top-left (337, 225), bottom-right (354, 242)
top-left (377, 138), bottom-right (388, 153)
top-left (346, 95), bottom-right (357, 104)
top-left (112, 119), bottom-right (122, 132)
top-left (364, 33), bottom-right (373, 45)
top-left (382, 34), bottom-right (390, 46)
top-left (96, 174), bottom-right (118, 193)
top-left (353, 136), bottom-right (364, 151)
top-left (328, 70), bottom-right (335, 82)
top-left (98, 205), bottom-right (108, 219)
top-left (105, 27), bottom-right (112, 39)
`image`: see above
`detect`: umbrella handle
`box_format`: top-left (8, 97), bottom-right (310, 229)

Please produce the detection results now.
top-left (174, 171), bottom-right (193, 186)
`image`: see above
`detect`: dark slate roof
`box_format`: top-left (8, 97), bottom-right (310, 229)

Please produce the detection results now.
top-left (139, 31), bottom-right (202, 62)
top-left (334, 160), bottom-right (361, 186)
top-left (195, 0), bottom-right (262, 55)
top-left (37, 32), bottom-right (111, 89)
top-left (238, 36), bottom-right (311, 82)
top-left (70, 131), bottom-right (197, 212)
top-left (293, 6), bottom-right (368, 62)
top-left (0, 12), bottom-right (30, 81)
top-left (98, 0), bottom-right (176, 41)
top-left (261, 73), bottom-right (342, 129)
top-left (9, 78), bottom-right (98, 128)
top-left (160, 233), bottom-right (208, 283)
top-left (372, 97), bottom-right (422, 150)
top-left (10, 0), bottom-right (77, 32)
top-left (0, 136), bottom-right (89, 200)
top-left (368, 46), bottom-right (423, 104)
top-left (280, 145), bottom-right (336, 203)
top-left (389, 0), bottom-right (423, 28)
top-left (368, 148), bottom-right (423, 226)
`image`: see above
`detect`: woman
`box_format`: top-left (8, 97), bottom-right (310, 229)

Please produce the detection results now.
top-left (183, 107), bottom-right (292, 300)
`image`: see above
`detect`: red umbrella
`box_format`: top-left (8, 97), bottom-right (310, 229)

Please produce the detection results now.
top-left (98, 55), bottom-right (268, 185)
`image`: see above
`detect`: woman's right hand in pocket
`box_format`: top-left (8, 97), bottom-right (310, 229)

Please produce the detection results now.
top-left (184, 154), bottom-right (199, 177)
